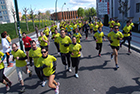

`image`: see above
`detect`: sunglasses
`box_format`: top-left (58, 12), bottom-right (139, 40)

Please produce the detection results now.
top-left (114, 28), bottom-right (118, 29)
top-left (41, 51), bottom-right (47, 53)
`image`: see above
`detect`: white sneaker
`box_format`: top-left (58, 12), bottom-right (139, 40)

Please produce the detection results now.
top-left (75, 73), bottom-right (79, 78)
top-left (55, 82), bottom-right (60, 94)
top-left (42, 81), bottom-right (47, 87)
top-left (68, 67), bottom-right (72, 72)
top-left (58, 52), bottom-right (60, 56)
top-left (65, 65), bottom-right (68, 70)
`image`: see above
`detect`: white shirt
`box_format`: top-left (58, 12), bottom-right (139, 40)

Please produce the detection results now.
top-left (1, 38), bottom-right (11, 53)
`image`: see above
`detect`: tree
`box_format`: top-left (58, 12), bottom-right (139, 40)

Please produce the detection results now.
top-left (118, 0), bottom-right (130, 29)
top-left (11, 7), bottom-right (18, 35)
top-left (45, 10), bottom-right (50, 19)
top-left (23, 7), bottom-right (29, 31)
top-left (38, 11), bottom-right (41, 27)
top-left (30, 7), bottom-right (36, 29)
top-left (77, 7), bottom-right (84, 17)
top-left (84, 7), bottom-right (96, 17)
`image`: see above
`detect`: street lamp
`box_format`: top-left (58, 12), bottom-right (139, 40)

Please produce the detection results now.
top-left (14, 0), bottom-right (24, 50)
top-left (55, 0), bottom-right (58, 21)
top-left (61, 3), bottom-right (66, 20)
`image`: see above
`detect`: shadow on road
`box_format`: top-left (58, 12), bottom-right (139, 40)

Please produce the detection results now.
top-left (106, 77), bottom-right (140, 94)
top-left (79, 60), bottom-right (116, 71)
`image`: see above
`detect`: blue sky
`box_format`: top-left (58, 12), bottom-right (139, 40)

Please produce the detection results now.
top-left (14, 0), bottom-right (96, 14)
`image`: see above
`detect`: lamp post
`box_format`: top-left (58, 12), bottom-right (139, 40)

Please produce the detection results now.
top-left (55, 0), bottom-right (58, 21)
top-left (14, 0), bottom-right (23, 50)
top-left (61, 3), bottom-right (66, 20)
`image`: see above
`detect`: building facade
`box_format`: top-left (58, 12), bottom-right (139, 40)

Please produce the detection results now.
top-left (96, 0), bottom-right (140, 23)
top-left (51, 10), bottom-right (79, 21)
top-left (0, 0), bottom-right (14, 23)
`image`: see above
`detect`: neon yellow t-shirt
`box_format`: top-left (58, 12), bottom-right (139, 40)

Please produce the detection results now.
top-left (78, 23), bottom-right (82, 28)
top-left (123, 25), bottom-right (132, 37)
top-left (73, 24), bottom-right (77, 30)
top-left (37, 55), bottom-right (57, 76)
top-left (0, 51), bottom-right (5, 69)
top-left (29, 47), bottom-right (42, 67)
top-left (50, 26), bottom-right (55, 33)
top-left (115, 22), bottom-right (121, 27)
top-left (94, 31), bottom-right (104, 43)
top-left (98, 22), bottom-right (103, 27)
top-left (69, 43), bottom-right (82, 57)
top-left (107, 31), bottom-right (123, 46)
top-left (73, 33), bottom-right (82, 44)
top-left (11, 49), bottom-right (27, 67)
top-left (52, 33), bottom-right (60, 43)
top-left (38, 35), bottom-right (48, 46)
top-left (93, 25), bottom-right (99, 31)
top-left (109, 20), bottom-right (115, 28)
top-left (6, 36), bottom-right (11, 43)
top-left (89, 23), bottom-right (94, 29)
top-left (43, 27), bottom-right (50, 36)
top-left (57, 36), bottom-right (72, 53)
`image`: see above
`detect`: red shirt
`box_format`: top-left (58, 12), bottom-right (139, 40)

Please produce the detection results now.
top-left (22, 36), bottom-right (32, 48)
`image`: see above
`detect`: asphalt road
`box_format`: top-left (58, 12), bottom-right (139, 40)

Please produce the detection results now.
top-left (0, 32), bottom-right (140, 94)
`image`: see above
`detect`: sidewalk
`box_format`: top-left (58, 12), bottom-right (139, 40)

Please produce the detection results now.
top-left (103, 26), bottom-right (140, 52)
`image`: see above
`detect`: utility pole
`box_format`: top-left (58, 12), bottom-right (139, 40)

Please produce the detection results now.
top-left (55, 0), bottom-right (58, 21)
top-left (14, 0), bottom-right (23, 50)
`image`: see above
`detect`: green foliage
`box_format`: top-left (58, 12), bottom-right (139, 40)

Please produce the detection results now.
top-left (77, 7), bottom-right (84, 17)
top-left (22, 14), bottom-right (26, 20)
top-left (84, 7), bottom-right (97, 17)
top-left (0, 20), bottom-right (54, 43)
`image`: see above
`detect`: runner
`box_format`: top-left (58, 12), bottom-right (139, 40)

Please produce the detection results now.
top-left (89, 21), bottom-right (94, 34)
top-left (78, 21), bottom-right (83, 34)
top-left (108, 18), bottom-right (115, 28)
top-left (73, 28), bottom-right (82, 44)
top-left (22, 32), bottom-right (32, 62)
top-left (93, 22), bottom-right (99, 34)
top-left (69, 37), bottom-right (82, 78)
top-left (43, 26), bottom-right (50, 38)
top-left (1, 32), bottom-right (13, 67)
top-left (107, 25), bottom-right (123, 69)
top-left (57, 30), bottom-right (72, 72)
top-left (98, 20), bottom-right (103, 28)
top-left (114, 20), bottom-right (121, 29)
top-left (83, 21), bottom-right (90, 39)
top-left (93, 27), bottom-right (105, 56)
top-left (11, 43), bottom-right (32, 92)
top-left (0, 51), bottom-right (12, 91)
top-left (38, 31), bottom-right (49, 49)
top-left (3, 31), bottom-right (12, 44)
top-left (35, 25), bottom-right (39, 38)
top-left (37, 47), bottom-right (60, 94)
top-left (51, 29), bottom-right (61, 55)
top-left (29, 40), bottom-right (47, 87)
top-left (120, 20), bottom-right (132, 53)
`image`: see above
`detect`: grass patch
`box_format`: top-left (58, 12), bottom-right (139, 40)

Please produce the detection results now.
top-left (0, 20), bottom-right (54, 43)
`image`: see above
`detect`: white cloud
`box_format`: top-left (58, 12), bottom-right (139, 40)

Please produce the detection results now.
top-left (69, 0), bottom-right (96, 10)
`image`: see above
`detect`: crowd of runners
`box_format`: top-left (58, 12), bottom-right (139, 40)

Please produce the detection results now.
top-left (0, 18), bottom-right (134, 94)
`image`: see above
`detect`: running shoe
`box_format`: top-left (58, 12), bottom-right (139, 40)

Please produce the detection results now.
top-left (6, 84), bottom-right (10, 91)
top-left (42, 81), bottom-right (47, 87)
top-left (55, 82), bottom-right (60, 94)
top-left (29, 70), bottom-right (32, 77)
top-left (116, 64), bottom-right (119, 68)
top-left (8, 82), bottom-right (12, 87)
top-left (65, 65), bottom-right (68, 70)
top-left (75, 73), bottom-right (79, 78)
top-left (68, 67), bottom-right (72, 72)
top-left (58, 52), bottom-right (61, 56)
top-left (111, 53), bottom-right (113, 59)
top-left (98, 54), bottom-right (101, 57)
top-left (128, 50), bottom-right (132, 53)
top-left (20, 86), bottom-right (25, 93)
